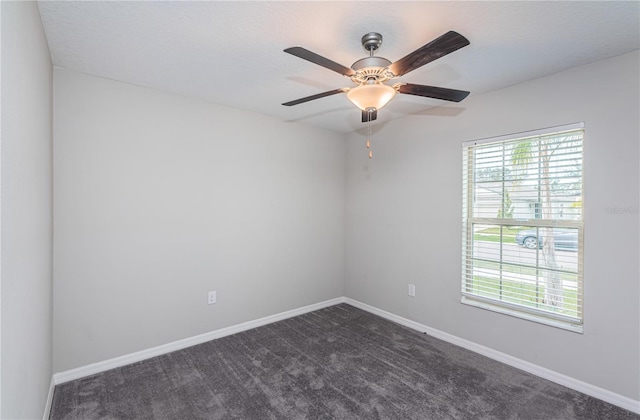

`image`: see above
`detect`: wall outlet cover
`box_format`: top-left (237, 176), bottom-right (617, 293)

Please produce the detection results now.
top-left (208, 291), bottom-right (217, 304)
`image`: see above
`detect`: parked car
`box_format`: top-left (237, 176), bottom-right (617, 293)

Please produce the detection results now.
top-left (515, 228), bottom-right (578, 250)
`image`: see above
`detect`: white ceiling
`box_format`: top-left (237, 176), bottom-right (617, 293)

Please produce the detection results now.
top-left (37, 1), bottom-right (640, 134)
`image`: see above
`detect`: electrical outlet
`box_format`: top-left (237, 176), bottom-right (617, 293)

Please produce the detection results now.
top-left (408, 284), bottom-right (416, 297)
top-left (207, 291), bottom-right (217, 305)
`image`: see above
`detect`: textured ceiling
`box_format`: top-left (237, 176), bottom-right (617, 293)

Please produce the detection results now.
top-left (38, 1), bottom-right (640, 133)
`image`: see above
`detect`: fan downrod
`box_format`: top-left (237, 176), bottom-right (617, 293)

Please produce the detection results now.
top-left (351, 32), bottom-right (392, 77)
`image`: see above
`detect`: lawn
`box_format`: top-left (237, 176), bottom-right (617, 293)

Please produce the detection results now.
top-left (468, 226), bottom-right (580, 319)
top-left (473, 226), bottom-right (524, 243)
top-left (473, 259), bottom-right (577, 280)
top-left (467, 275), bottom-right (579, 319)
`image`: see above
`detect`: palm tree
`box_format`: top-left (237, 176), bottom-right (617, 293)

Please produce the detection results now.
top-left (538, 139), bottom-right (563, 307)
top-left (511, 138), bottom-right (565, 308)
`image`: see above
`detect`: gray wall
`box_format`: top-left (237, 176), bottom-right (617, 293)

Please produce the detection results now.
top-left (53, 69), bottom-right (346, 372)
top-left (345, 51), bottom-right (639, 400)
top-left (1, 1), bottom-right (53, 418)
top-left (9, 12), bottom-right (637, 409)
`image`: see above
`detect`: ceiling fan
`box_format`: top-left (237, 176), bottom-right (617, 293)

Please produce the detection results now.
top-left (282, 31), bottom-right (471, 123)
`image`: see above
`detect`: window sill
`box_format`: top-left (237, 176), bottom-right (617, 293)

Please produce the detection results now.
top-left (461, 296), bottom-right (584, 333)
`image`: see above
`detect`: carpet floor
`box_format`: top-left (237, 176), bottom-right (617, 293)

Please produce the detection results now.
top-left (49, 304), bottom-right (638, 419)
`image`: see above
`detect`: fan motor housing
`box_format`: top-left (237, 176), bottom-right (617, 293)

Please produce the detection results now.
top-left (351, 56), bottom-right (395, 84)
top-left (351, 56), bottom-right (392, 71)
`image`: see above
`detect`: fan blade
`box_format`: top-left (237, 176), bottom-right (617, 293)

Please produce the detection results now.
top-left (361, 109), bottom-right (378, 123)
top-left (282, 88), bottom-right (347, 106)
top-left (284, 47), bottom-right (355, 77)
top-left (388, 31), bottom-right (469, 77)
top-left (398, 83), bottom-right (470, 102)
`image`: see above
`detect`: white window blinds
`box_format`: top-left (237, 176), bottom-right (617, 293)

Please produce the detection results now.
top-left (461, 123), bottom-right (584, 331)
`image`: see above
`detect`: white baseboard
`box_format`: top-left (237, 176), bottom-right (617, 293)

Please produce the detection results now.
top-left (49, 296), bottom-right (639, 415)
top-left (344, 297), bottom-right (640, 415)
top-left (43, 376), bottom-right (55, 420)
top-left (53, 297), bottom-right (345, 385)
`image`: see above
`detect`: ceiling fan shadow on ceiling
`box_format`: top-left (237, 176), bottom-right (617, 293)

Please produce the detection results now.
top-left (282, 31), bottom-right (471, 124)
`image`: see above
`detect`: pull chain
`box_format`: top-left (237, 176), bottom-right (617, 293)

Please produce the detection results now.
top-left (366, 108), bottom-right (373, 159)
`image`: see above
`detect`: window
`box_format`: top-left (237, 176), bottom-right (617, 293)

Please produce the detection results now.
top-left (461, 123), bottom-right (584, 332)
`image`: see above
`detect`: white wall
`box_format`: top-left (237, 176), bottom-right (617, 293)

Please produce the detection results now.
top-left (53, 69), bottom-right (346, 372)
top-left (345, 51), bottom-right (639, 400)
top-left (1, 1), bottom-right (53, 418)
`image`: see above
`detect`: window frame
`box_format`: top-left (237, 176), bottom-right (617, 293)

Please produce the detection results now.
top-left (461, 123), bottom-right (585, 333)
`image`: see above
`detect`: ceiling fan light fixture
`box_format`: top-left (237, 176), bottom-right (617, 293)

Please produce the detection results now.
top-left (346, 83), bottom-right (396, 111)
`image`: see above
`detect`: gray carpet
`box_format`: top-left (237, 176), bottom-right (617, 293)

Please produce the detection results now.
top-left (49, 304), bottom-right (638, 419)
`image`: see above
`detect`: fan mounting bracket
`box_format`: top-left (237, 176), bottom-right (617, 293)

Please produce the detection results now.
top-left (361, 32), bottom-right (383, 52)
